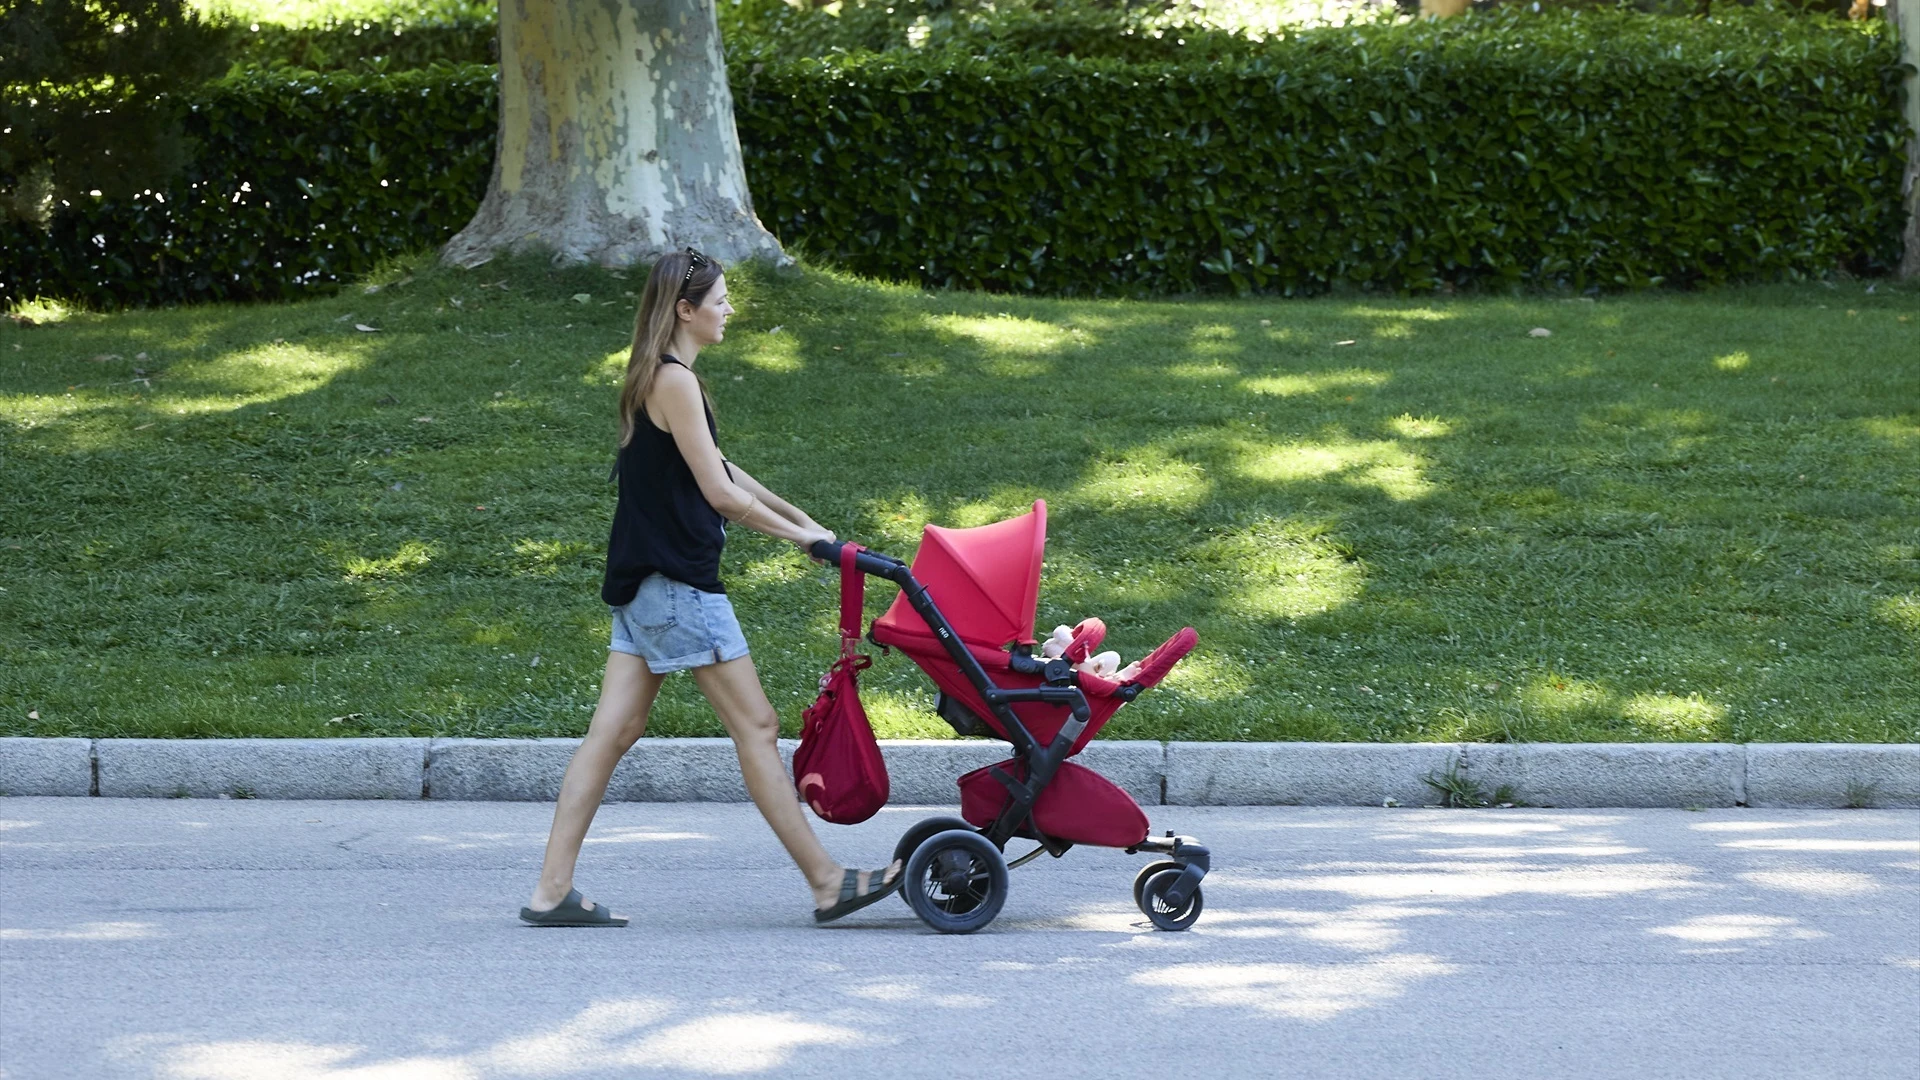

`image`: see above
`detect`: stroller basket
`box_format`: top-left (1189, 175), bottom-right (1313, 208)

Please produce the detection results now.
top-left (811, 500), bottom-right (1211, 934)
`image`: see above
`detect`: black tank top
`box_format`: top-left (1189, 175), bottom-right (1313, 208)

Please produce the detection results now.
top-left (602, 357), bottom-right (729, 603)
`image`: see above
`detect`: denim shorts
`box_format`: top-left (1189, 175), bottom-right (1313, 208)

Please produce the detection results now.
top-left (609, 573), bottom-right (751, 673)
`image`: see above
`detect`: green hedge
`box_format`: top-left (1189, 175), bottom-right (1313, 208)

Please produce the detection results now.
top-left (2, 10), bottom-right (1908, 305)
top-left (1, 64), bottom-right (497, 306)
top-left (233, 15), bottom-right (495, 72)
top-left (714, 0), bottom-right (1275, 63)
top-left (732, 10), bottom-right (1910, 293)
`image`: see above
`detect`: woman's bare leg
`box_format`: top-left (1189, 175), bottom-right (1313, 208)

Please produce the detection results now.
top-left (527, 651), bottom-right (663, 913)
top-left (691, 654), bottom-right (898, 909)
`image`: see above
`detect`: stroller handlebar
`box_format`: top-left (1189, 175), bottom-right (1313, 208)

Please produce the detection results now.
top-left (810, 540), bottom-right (907, 578)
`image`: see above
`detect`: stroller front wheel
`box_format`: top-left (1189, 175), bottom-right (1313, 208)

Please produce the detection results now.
top-left (1139, 868), bottom-right (1204, 931)
top-left (904, 829), bottom-right (1009, 934)
top-left (1132, 860), bottom-right (1181, 913)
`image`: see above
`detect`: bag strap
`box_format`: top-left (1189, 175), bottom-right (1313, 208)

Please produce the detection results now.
top-left (838, 543), bottom-right (866, 655)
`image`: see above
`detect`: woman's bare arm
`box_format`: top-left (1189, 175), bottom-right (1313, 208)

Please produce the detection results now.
top-left (725, 463), bottom-right (825, 534)
top-left (650, 366), bottom-right (823, 546)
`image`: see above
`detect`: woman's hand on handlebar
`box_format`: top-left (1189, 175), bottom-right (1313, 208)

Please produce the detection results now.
top-left (796, 527), bottom-right (836, 560)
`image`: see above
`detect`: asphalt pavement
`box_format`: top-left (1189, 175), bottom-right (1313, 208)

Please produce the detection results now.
top-left (2, 799), bottom-right (1916, 1080)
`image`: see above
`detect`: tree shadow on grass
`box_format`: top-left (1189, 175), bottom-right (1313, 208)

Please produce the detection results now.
top-left (1, 256), bottom-right (1916, 741)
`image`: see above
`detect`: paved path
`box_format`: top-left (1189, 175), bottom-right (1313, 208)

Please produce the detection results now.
top-left (2, 800), bottom-right (1916, 1080)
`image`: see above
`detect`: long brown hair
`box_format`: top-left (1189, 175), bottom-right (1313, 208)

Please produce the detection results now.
top-left (617, 249), bottom-right (724, 447)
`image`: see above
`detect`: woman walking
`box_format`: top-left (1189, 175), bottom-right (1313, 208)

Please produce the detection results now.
top-left (519, 248), bottom-right (900, 927)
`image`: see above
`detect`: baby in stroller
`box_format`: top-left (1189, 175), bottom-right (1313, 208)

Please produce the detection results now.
top-left (815, 500), bottom-right (1211, 934)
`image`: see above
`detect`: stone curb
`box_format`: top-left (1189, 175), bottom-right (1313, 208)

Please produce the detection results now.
top-left (1165, 741), bottom-right (1458, 806)
top-left (0, 738), bottom-right (93, 797)
top-left (1462, 743), bottom-right (1748, 809)
top-left (427, 738), bottom-right (793, 802)
top-left (1746, 743), bottom-right (1920, 808)
top-left (2, 738), bottom-right (1916, 808)
top-left (94, 738), bottom-right (427, 800)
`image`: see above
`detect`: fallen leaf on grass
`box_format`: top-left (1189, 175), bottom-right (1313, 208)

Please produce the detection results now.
top-left (473, 505), bottom-right (487, 511)
top-left (571, 293), bottom-right (592, 304)
top-left (1529, 327), bottom-right (1552, 338)
top-left (354, 324), bottom-right (380, 333)
top-left (27, 710), bottom-right (39, 720)
top-left (413, 416), bottom-right (434, 423)
top-left (328, 713), bottom-right (364, 725)
top-left (134, 423), bottom-right (154, 431)
top-left (135, 351), bottom-right (149, 362)
top-left (1334, 339), bottom-right (1356, 346)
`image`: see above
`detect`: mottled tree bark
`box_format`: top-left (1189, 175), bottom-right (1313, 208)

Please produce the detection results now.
top-left (1896, 0), bottom-right (1920, 278)
top-left (443, 0), bottom-right (786, 269)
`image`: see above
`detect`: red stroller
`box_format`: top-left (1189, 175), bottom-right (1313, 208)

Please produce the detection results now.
top-left (813, 500), bottom-right (1211, 934)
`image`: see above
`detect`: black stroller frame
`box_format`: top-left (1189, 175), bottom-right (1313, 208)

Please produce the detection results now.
top-left (814, 540), bottom-right (1211, 934)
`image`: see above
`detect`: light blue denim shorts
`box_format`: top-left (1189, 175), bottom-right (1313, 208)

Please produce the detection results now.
top-left (610, 573), bottom-right (751, 673)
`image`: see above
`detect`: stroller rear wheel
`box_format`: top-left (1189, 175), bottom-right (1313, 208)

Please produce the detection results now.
top-left (1139, 867), bottom-right (1203, 931)
top-left (892, 816), bottom-right (976, 907)
top-left (904, 829), bottom-right (1008, 934)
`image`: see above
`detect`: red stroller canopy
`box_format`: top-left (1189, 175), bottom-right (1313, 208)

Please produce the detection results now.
top-left (873, 500), bottom-right (1047, 650)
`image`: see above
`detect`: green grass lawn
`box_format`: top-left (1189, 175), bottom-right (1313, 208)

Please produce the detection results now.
top-left (3, 258), bottom-right (1916, 743)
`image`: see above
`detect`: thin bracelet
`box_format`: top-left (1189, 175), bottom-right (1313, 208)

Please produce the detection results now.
top-left (733, 493), bottom-right (759, 524)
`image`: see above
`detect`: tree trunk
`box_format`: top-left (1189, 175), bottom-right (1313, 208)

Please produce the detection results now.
top-left (443, 0), bottom-right (786, 269)
top-left (1896, 0), bottom-right (1920, 279)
